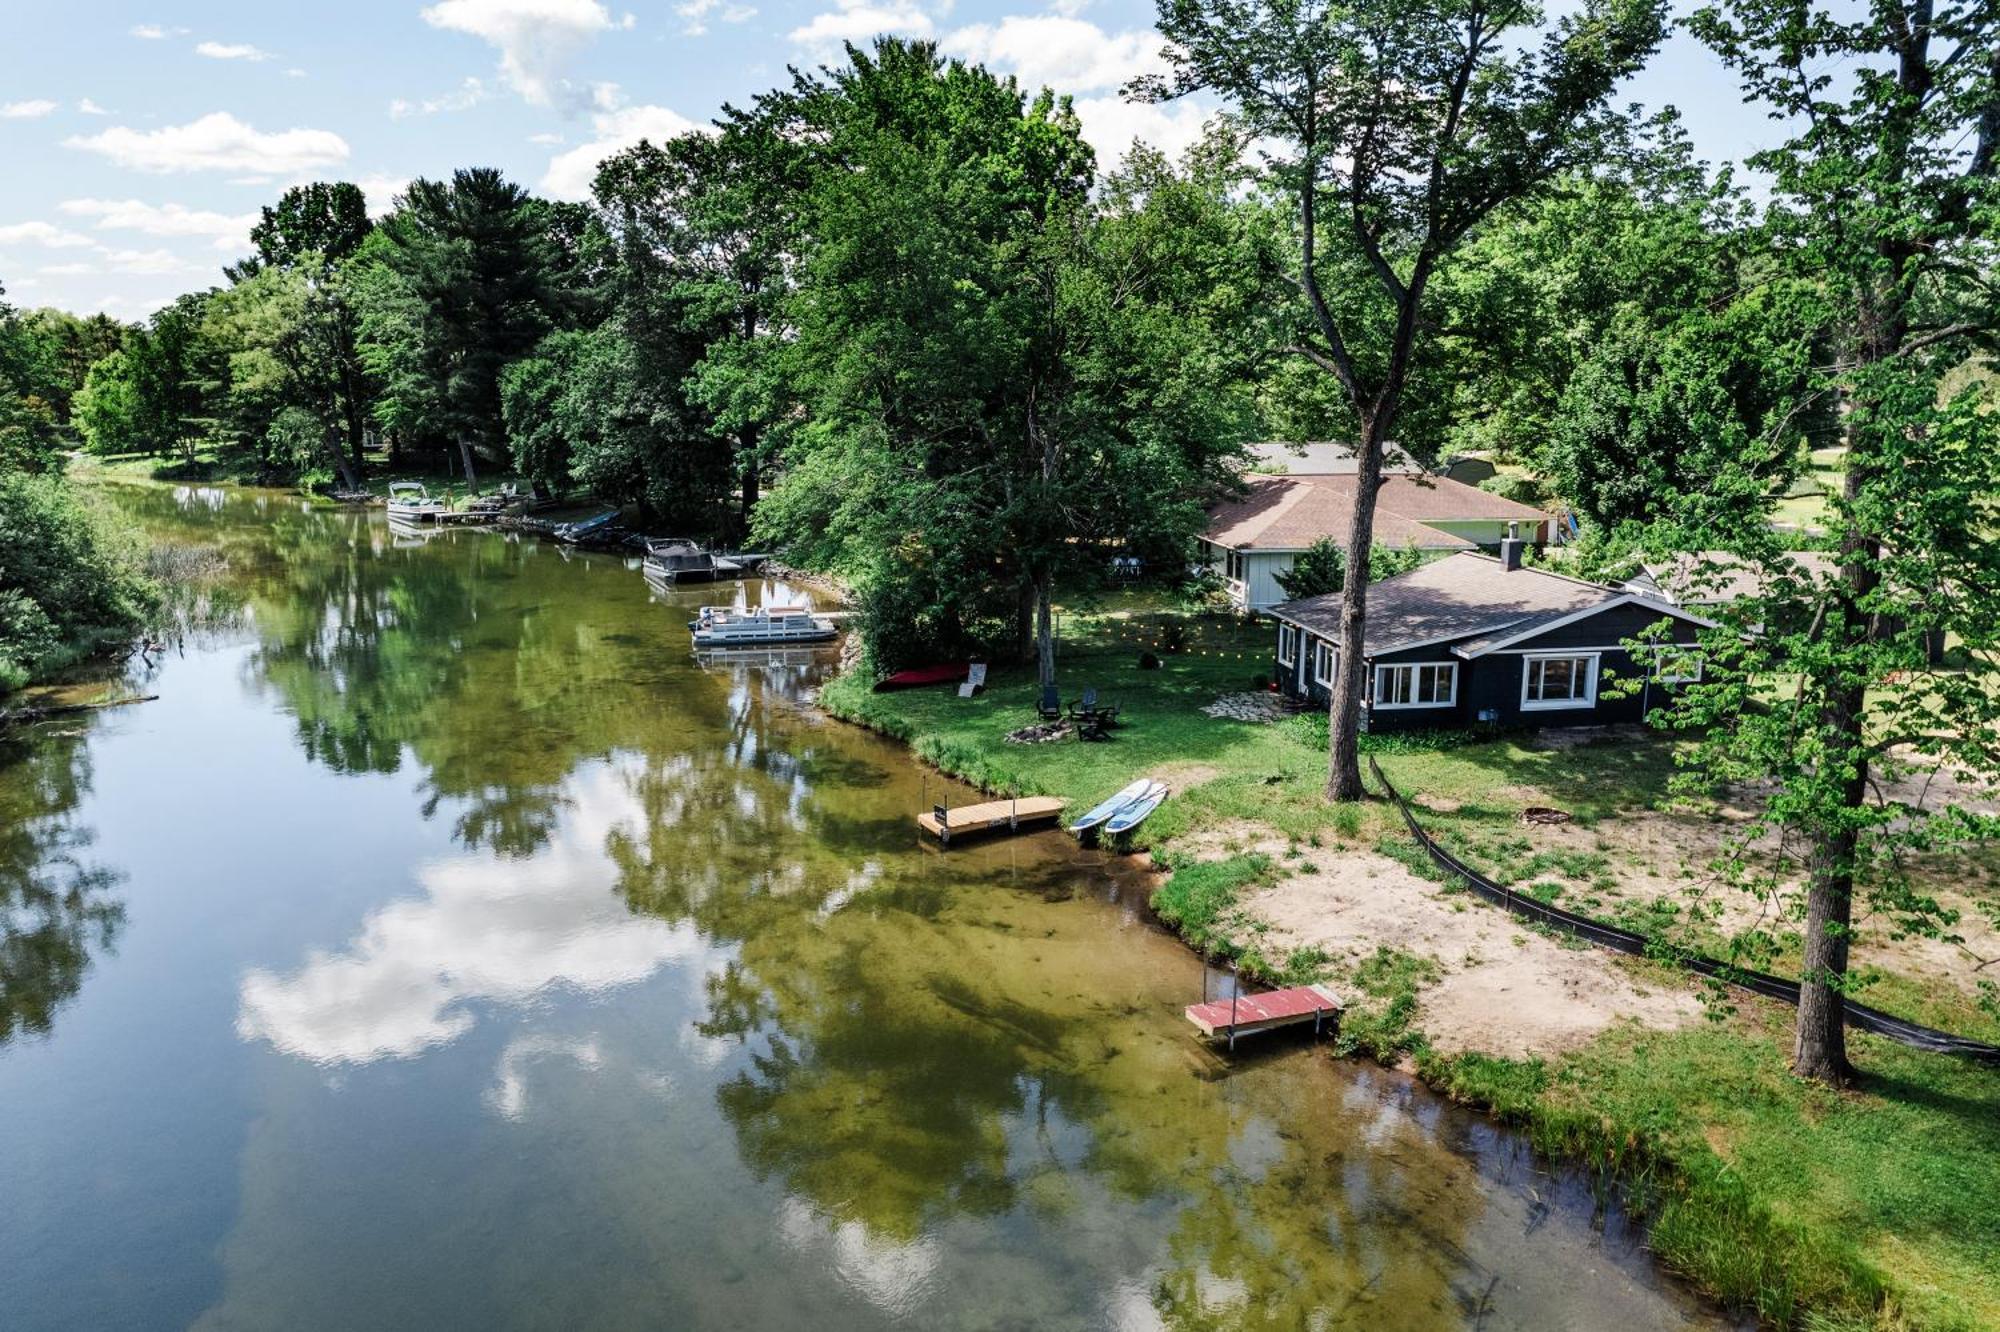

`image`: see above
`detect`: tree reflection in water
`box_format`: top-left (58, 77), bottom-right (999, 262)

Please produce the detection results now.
top-left (0, 727), bottom-right (124, 1044)
top-left (600, 690), bottom-right (1517, 1328)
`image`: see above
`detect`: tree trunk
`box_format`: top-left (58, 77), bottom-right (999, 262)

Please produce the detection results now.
top-left (739, 421), bottom-right (760, 543)
top-left (320, 426), bottom-right (360, 492)
top-left (1035, 571), bottom-right (1055, 693)
top-left (1014, 579), bottom-right (1036, 664)
top-left (1795, 816), bottom-right (1858, 1084)
top-left (1326, 413), bottom-right (1386, 800)
top-left (341, 385), bottom-right (366, 474)
top-left (457, 437), bottom-right (478, 492)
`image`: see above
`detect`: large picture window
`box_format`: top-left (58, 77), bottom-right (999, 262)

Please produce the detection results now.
top-left (1521, 654), bottom-right (1598, 709)
top-left (1374, 662), bottom-right (1457, 709)
top-left (1277, 624), bottom-right (1298, 667)
top-left (1313, 640), bottom-right (1338, 688)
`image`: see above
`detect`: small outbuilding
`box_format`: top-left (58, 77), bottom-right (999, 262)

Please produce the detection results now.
top-left (1268, 544), bottom-right (1713, 732)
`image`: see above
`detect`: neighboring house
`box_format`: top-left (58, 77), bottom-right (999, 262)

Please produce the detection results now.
top-left (1624, 549), bottom-right (1836, 608)
top-left (1626, 548), bottom-right (1942, 662)
top-left (1248, 439), bottom-right (1427, 475)
top-left (1202, 472), bottom-right (1551, 610)
top-left (1268, 543), bottom-right (1713, 732)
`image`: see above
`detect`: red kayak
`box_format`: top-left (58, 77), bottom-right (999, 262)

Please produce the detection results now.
top-left (872, 661), bottom-right (971, 692)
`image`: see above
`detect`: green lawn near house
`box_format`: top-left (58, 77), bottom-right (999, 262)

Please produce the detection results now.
top-left (825, 600), bottom-right (2000, 1330)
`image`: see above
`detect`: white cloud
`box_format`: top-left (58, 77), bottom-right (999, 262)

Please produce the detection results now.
top-left (59, 198), bottom-right (257, 249)
top-left (0, 220), bottom-right (95, 248)
top-left (95, 246), bottom-right (204, 275)
top-left (421, 0), bottom-right (622, 106)
top-left (541, 101), bottom-right (702, 199)
top-left (1, 99), bottom-right (59, 119)
top-left (677, 0), bottom-right (756, 36)
top-left (284, 68), bottom-right (308, 78)
top-left (350, 173), bottom-right (415, 215)
top-left (942, 17), bottom-right (1166, 94)
top-left (390, 77), bottom-right (490, 119)
top-left (1070, 94), bottom-right (1212, 164)
top-left (789, 0), bottom-right (932, 48)
top-left (528, 131), bottom-right (565, 145)
top-left (129, 23), bottom-right (185, 39)
top-left (195, 40), bottom-right (275, 61)
top-left (65, 112), bottom-right (350, 175)
top-left (78, 98), bottom-right (109, 115)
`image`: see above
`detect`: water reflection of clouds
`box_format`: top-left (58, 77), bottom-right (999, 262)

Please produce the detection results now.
top-left (775, 1196), bottom-right (941, 1320)
top-left (236, 764), bottom-right (703, 1065)
top-left (485, 1033), bottom-right (603, 1121)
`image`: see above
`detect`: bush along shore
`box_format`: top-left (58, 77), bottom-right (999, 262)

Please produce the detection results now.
top-left (816, 607), bottom-right (2000, 1332)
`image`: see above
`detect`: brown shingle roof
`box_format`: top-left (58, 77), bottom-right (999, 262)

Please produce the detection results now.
top-left (1203, 474), bottom-right (1547, 552)
top-left (1272, 552), bottom-right (1627, 656)
top-left (1637, 550), bottom-right (1837, 605)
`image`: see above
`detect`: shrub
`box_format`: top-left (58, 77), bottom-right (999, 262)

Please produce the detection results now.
top-left (0, 471), bottom-right (153, 690)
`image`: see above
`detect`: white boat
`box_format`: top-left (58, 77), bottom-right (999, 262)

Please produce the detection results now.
top-left (386, 482), bottom-right (446, 522)
top-left (688, 604), bottom-right (837, 647)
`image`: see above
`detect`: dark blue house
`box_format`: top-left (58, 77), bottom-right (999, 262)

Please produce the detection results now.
top-left (1269, 544), bottom-right (1714, 732)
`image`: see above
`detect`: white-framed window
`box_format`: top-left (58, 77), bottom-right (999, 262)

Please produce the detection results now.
top-left (1651, 646), bottom-right (1703, 684)
top-left (1374, 662), bottom-right (1458, 709)
top-left (1521, 653), bottom-right (1598, 710)
top-left (1225, 548), bottom-right (1246, 584)
top-left (1313, 640), bottom-right (1338, 688)
top-left (1277, 624), bottom-right (1298, 667)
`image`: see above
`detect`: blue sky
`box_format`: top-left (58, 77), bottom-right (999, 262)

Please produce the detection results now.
top-left (1, 1), bottom-right (1773, 319)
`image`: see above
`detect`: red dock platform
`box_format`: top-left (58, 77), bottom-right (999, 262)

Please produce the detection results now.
top-left (1185, 983), bottom-right (1342, 1048)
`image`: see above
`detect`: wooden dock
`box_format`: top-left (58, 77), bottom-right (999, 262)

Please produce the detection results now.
top-left (917, 796), bottom-right (1065, 846)
top-left (1185, 983), bottom-right (1342, 1049)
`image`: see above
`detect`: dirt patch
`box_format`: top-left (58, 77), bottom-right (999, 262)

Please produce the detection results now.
top-left (1173, 817), bottom-right (1286, 860)
top-left (1229, 843), bottom-right (1701, 1058)
top-left (1147, 762), bottom-right (1222, 795)
top-left (1497, 799), bottom-right (2000, 1007)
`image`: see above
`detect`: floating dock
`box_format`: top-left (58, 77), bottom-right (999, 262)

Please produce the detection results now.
top-left (1185, 983), bottom-right (1342, 1049)
top-left (917, 796), bottom-right (1065, 846)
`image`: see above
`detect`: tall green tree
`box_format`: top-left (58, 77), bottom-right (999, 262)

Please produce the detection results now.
top-left (73, 293), bottom-right (223, 463)
top-left (225, 182), bottom-right (378, 468)
top-left (206, 258), bottom-right (366, 487)
top-left (1659, 0), bottom-right (2000, 1083)
top-left (754, 41), bottom-right (1255, 675)
top-left (351, 169), bottom-right (568, 468)
top-left (0, 286), bottom-right (65, 472)
top-left (232, 181), bottom-right (373, 276)
top-left (596, 116), bottom-right (803, 537)
top-left (1441, 171), bottom-right (1828, 528)
top-left (1136, 0), bottom-right (1667, 799)
top-left (11, 307), bottom-right (127, 432)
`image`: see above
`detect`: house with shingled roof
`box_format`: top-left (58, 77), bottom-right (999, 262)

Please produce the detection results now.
top-left (1268, 542), bottom-right (1714, 732)
top-left (1201, 470), bottom-right (1552, 610)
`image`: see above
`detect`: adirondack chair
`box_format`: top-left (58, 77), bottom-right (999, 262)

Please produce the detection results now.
top-left (1037, 683), bottom-right (1062, 720)
top-left (1076, 687), bottom-right (1121, 727)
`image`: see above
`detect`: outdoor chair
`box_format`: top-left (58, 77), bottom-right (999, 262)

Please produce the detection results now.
top-left (1037, 683), bottom-right (1062, 721)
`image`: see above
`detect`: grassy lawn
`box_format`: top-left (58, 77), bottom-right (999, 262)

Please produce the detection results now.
top-left (823, 598), bottom-right (2000, 1330)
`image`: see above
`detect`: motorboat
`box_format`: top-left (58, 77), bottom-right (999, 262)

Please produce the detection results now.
top-left (644, 538), bottom-right (729, 584)
top-left (385, 482), bottom-right (446, 521)
top-left (553, 511), bottom-right (617, 543)
top-left (688, 604), bottom-right (837, 647)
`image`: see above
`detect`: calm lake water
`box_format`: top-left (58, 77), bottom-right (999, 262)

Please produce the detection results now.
top-left (0, 482), bottom-right (1728, 1330)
